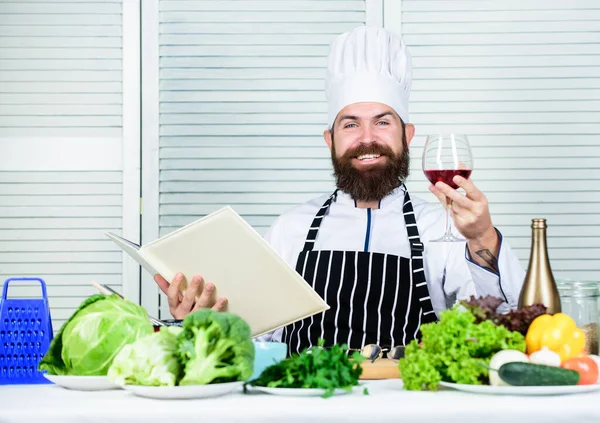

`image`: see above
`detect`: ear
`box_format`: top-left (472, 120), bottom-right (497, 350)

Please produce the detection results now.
top-left (323, 128), bottom-right (333, 151)
top-left (405, 123), bottom-right (416, 146)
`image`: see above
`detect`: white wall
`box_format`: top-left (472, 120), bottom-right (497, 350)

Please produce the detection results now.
top-left (0, 0), bottom-right (140, 330)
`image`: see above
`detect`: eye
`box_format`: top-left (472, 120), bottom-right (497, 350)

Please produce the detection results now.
top-left (376, 120), bottom-right (390, 126)
top-left (344, 123), bottom-right (358, 129)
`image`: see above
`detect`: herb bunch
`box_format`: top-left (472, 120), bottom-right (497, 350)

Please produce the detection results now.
top-left (246, 339), bottom-right (367, 398)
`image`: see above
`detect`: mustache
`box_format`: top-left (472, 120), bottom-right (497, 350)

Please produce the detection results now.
top-left (341, 142), bottom-right (395, 160)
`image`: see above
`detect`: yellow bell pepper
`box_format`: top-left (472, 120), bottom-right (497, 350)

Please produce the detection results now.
top-left (525, 313), bottom-right (586, 362)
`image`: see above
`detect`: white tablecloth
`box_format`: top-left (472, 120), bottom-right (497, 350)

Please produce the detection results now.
top-left (0, 380), bottom-right (599, 423)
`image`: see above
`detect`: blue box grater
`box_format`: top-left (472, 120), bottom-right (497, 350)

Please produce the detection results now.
top-left (0, 277), bottom-right (54, 385)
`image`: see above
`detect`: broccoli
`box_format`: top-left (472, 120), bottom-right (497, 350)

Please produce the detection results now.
top-left (176, 309), bottom-right (255, 385)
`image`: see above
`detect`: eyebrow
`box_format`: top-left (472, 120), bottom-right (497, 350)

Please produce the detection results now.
top-left (338, 111), bottom-right (395, 123)
top-left (374, 112), bottom-right (394, 120)
top-left (338, 114), bottom-right (360, 122)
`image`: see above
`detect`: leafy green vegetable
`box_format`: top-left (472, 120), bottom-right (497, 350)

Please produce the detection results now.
top-left (38, 294), bottom-right (154, 376)
top-left (176, 309), bottom-right (255, 385)
top-left (398, 305), bottom-right (526, 391)
top-left (460, 295), bottom-right (548, 335)
top-left (107, 326), bottom-right (183, 387)
top-left (246, 339), bottom-right (367, 399)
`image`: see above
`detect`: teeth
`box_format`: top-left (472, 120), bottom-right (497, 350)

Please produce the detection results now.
top-left (357, 154), bottom-right (381, 161)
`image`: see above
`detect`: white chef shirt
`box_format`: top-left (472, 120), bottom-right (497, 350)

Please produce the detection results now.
top-left (257, 185), bottom-right (525, 342)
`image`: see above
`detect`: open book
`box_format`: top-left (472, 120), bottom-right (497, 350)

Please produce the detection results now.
top-left (106, 206), bottom-right (329, 338)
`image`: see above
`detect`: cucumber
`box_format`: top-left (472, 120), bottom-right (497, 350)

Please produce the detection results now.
top-left (498, 362), bottom-right (580, 386)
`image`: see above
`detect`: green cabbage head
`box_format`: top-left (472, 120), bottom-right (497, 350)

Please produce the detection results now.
top-left (39, 294), bottom-right (154, 376)
top-left (108, 326), bottom-right (183, 387)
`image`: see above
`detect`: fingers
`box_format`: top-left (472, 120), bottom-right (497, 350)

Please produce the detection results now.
top-left (162, 272), bottom-right (225, 319)
top-left (167, 273), bottom-right (184, 310)
top-left (210, 297), bottom-right (228, 312)
top-left (196, 280), bottom-right (216, 309)
top-left (153, 274), bottom-right (170, 295)
top-left (429, 174), bottom-right (483, 210)
top-left (180, 275), bottom-right (203, 312)
top-left (453, 175), bottom-right (485, 201)
top-left (434, 181), bottom-right (473, 209)
top-left (428, 184), bottom-right (450, 209)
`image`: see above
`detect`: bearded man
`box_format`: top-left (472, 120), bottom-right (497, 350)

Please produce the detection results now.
top-left (154, 26), bottom-right (525, 355)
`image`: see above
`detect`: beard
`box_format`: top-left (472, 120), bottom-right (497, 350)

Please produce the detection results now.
top-left (331, 135), bottom-right (410, 203)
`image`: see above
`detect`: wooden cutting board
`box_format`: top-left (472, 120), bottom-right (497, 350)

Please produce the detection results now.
top-left (358, 359), bottom-right (401, 380)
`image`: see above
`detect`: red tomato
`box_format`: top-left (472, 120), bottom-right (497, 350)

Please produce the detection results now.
top-left (561, 356), bottom-right (599, 385)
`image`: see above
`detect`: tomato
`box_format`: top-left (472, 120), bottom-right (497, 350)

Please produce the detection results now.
top-left (561, 356), bottom-right (599, 385)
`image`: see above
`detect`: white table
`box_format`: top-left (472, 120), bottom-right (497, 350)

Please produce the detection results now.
top-left (0, 380), bottom-right (598, 423)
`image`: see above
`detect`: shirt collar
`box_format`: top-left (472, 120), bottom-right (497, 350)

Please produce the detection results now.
top-left (334, 184), bottom-right (407, 209)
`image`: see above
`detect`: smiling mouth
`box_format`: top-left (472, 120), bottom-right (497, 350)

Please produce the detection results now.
top-left (356, 154), bottom-right (382, 162)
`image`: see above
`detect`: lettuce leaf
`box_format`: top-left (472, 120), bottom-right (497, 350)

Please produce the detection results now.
top-left (108, 326), bottom-right (183, 386)
top-left (398, 305), bottom-right (526, 391)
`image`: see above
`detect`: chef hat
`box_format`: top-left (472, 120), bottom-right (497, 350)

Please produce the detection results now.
top-left (325, 25), bottom-right (412, 128)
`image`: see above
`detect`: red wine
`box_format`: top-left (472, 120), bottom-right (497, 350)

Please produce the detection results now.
top-left (424, 169), bottom-right (472, 189)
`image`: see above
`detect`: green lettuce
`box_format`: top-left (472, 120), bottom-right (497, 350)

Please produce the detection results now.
top-left (398, 305), bottom-right (526, 391)
top-left (108, 326), bottom-right (183, 386)
top-left (39, 294), bottom-right (154, 376)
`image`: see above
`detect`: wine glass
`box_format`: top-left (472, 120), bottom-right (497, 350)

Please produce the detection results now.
top-left (422, 134), bottom-right (473, 243)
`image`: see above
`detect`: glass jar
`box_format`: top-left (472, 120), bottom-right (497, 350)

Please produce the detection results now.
top-left (557, 280), bottom-right (600, 355)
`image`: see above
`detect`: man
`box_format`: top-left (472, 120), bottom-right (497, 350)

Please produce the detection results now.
top-left (154, 26), bottom-right (525, 355)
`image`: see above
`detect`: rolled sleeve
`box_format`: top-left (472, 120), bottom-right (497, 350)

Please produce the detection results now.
top-left (253, 328), bottom-right (283, 343)
top-left (465, 229), bottom-right (525, 311)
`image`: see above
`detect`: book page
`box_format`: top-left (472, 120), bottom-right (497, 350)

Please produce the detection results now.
top-left (105, 232), bottom-right (159, 276)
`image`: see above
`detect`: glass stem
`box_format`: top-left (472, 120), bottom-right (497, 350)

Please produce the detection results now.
top-left (445, 197), bottom-right (452, 236)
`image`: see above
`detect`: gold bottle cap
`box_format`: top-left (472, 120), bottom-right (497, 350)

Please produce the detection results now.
top-left (531, 218), bottom-right (547, 229)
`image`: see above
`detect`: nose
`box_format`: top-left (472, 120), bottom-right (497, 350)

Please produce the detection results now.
top-left (360, 124), bottom-right (376, 144)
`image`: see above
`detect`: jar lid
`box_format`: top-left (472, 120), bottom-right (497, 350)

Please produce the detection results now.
top-left (557, 280), bottom-right (600, 298)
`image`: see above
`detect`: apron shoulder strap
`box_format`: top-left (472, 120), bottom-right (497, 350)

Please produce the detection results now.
top-left (402, 187), bottom-right (436, 320)
top-left (301, 190), bottom-right (338, 252)
top-left (401, 188), bottom-right (424, 253)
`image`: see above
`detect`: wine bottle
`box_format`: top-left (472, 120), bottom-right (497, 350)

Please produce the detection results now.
top-left (518, 218), bottom-right (562, 314)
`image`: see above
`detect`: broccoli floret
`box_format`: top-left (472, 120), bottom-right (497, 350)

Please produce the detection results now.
top-left (176, 309), bottom-right (255, 385)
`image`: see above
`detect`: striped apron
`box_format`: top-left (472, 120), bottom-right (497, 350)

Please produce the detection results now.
top-left (283, 188), bottom-right (438, 355)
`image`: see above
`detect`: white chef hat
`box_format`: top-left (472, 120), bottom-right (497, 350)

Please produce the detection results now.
top-left (325, 25), bottom-right (412, 128)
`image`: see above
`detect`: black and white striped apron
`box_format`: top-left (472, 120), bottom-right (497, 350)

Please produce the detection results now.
top-left (283, 188), bottom-right (438, 355)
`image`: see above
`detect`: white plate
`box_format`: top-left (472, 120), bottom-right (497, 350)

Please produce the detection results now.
top-left (439, 381), bottom-right (600, 396)
top-left (43, 374), bottom-right (120, 391)
top-left (122, 381), bottom-right (243, 400)
top-left (249, 384), bottom-right (363, 397)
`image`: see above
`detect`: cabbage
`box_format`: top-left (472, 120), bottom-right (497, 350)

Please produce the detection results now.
top-left (38, 294), bottom-right (154, 376)
top-left (108, 326), bottom-right (183, 387)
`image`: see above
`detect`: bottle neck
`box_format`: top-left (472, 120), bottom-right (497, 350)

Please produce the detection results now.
top-left (530, 227), bottom-right (550, 265)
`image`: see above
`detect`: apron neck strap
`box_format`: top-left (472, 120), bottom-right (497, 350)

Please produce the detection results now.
top-left (301, 186), bottom-right (425, 253)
